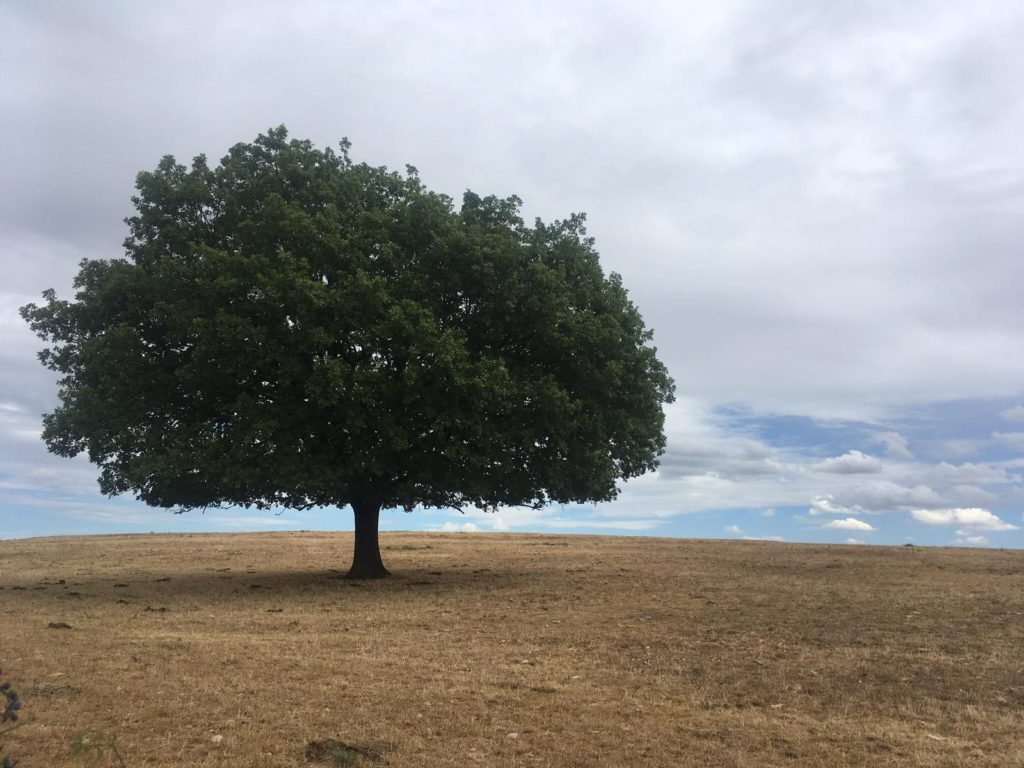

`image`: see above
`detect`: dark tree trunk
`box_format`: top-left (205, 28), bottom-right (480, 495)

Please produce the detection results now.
top-left (346, 498), bottom-right (389, 579)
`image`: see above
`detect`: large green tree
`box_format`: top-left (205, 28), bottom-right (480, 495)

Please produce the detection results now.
top-left (21, 127), bottom-right (675, 578)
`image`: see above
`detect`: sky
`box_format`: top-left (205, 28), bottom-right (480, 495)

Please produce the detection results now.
top-left (3, 0), bottom-right (1024, 547)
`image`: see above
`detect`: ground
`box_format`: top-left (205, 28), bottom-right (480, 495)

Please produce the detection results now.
top-left (1, 532), bottom-right (1022, 767)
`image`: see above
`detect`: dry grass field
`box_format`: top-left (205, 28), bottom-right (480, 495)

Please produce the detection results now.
top-left (1, 532), bottom-right (1022, 767)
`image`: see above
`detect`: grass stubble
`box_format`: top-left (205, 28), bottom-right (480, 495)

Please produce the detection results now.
top-left (0, 532), bottom-right (1022, 767)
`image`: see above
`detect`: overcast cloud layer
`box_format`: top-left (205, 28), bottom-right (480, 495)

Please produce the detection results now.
top-left (3, 0), bottom-right (1024, 546)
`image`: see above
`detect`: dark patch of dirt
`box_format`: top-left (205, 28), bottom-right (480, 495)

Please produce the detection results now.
top-left (305, 738), bottom-right (385, 764)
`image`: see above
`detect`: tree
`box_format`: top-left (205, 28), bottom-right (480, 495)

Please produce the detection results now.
top-left (21, 127), bottom-right (675, 578)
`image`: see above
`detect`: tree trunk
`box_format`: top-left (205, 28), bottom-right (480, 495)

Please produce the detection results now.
top-left (346, 498), bottom-right (389, 579)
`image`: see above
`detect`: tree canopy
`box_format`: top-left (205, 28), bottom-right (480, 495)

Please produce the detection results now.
top-left (21, 126), bottom-right (675, 577)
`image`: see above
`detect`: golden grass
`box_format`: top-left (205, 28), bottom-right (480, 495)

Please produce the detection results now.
top-left (1, 532), bottom-right (1023, 767)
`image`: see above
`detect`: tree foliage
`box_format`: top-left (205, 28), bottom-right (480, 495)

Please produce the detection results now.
top-left (1, 666), bottom-right (23, 767)
top-left (22, 127), bottom-right (674, 568)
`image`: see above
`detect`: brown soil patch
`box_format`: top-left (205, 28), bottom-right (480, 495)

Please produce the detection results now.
top-left (1, 532), bottom-right (1022, 766)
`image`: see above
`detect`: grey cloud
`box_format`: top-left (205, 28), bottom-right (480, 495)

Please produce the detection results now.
top-left (948, 484), bottom-right (1000, 506)
top-left (657, 438), bottom-right (786, 480)
top-left (929, 461), bottom-right (1016, 486)
top-left (938, 438), bottom-right (987, 457)
top-left (3, 1), bottom-right (1024, 541)
top-left (4, 1), bottom-right (1024, 419)
top-left (992, 432), bottom-right (1024, 451)
top-left (835, 481), bottom-right (945, 512)
top-left (1000, 405), bottom-right (1024, 422)
top-left (874, 431), bottom-right (912, 459)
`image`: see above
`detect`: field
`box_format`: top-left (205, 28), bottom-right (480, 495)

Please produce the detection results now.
top-left (1, 532), bottom-right (1022, 767)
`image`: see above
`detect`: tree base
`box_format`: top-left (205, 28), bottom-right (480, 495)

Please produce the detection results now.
top-left (344, 563), bottom-right (391, 580)
top-left (347, 498), bottom-right (389, 579)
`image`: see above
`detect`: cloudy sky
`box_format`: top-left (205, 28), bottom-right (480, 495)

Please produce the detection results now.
top-left (3, 0), bottom-right (1024, 547)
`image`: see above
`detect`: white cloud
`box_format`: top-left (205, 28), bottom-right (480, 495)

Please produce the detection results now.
top-left (760, 508), bottom-right (776, 517)
top-left (743, 535), bottom-right (785, 542)
top-left (812, 451), bottom-right (883, 474)
top-left (845, 538), bottom-right (866, 545)
top-left (824, 517), bottom-right (875, 531)
top-left (874, 431), bottom-right (912, 459)
top-left (490, 516), bottom-right (510, 532)
top-left (725, 524), bottom-right (742, 534)
top-left (809, 496), bottom-right (859, 516)
top-left (199, 515), bottom-right (291, 527)
top-left (999, 405), bottom-right (1024, 422)
top-left (549, 518), bottom-right (661, 531)
top-left (615, 399), bottom-right (1017, 533)
top-left (909, 507), bottom-right (1019, 531)
top-left (440, 521), bottom-right (478, 533)
top-left (955, 534), bottom-right (990, 546)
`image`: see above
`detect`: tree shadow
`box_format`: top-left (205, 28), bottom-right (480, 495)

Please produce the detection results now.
top-left (5, 561), bottom-right (556, 610)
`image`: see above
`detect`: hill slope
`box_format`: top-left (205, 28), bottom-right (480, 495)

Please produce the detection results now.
top-left (1, 532), bottom-right (1022, 766)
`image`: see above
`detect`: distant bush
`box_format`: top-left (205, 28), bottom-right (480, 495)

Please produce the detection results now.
top-left (1, 666), bottom-right (24, 768)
